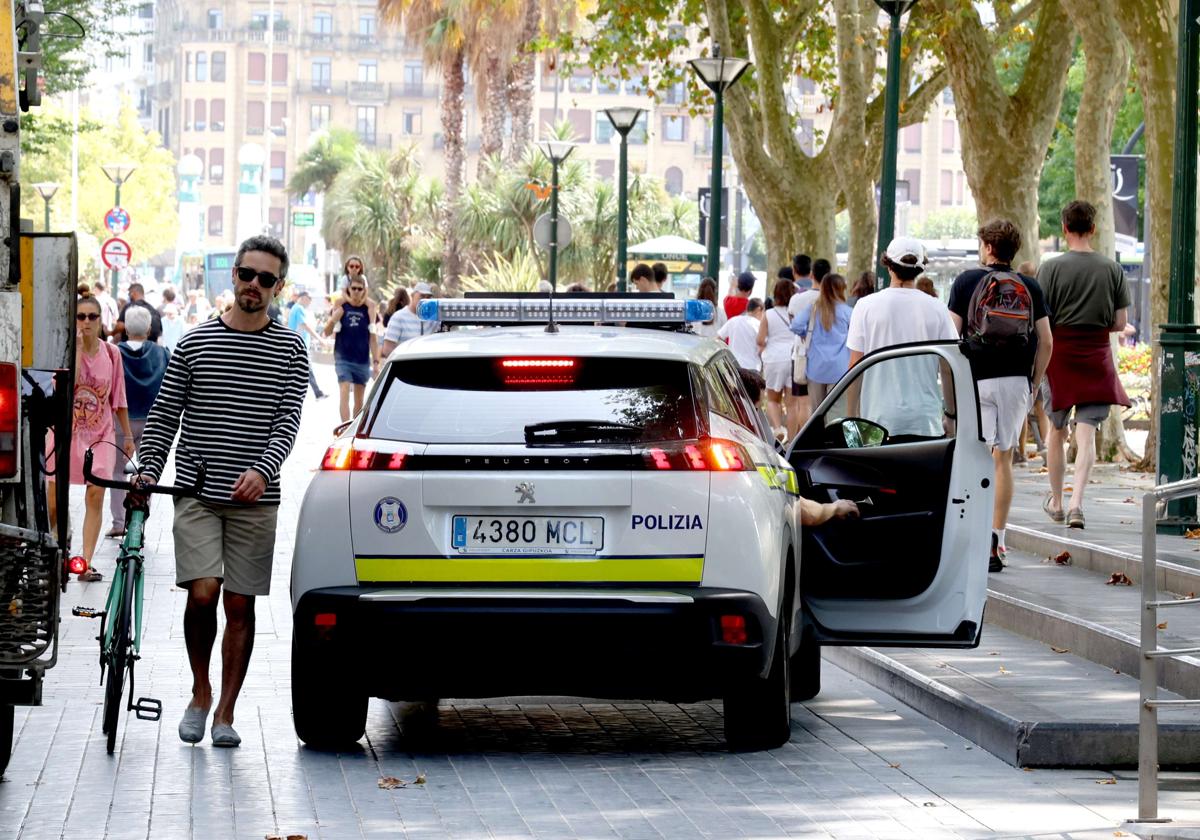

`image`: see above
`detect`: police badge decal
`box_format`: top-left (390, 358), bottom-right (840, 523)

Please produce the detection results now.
top-left (373, 497), bottom-right (408, 533)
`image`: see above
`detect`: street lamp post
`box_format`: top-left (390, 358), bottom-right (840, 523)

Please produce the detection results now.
top-left (603, 107), bottom-right (646, 292)
top-left (33, 182), bottom-right (58, 232)
top-left (101, 163), bottom-right (136, 290)
top-left (689, 46), bottom-right (750, 281)
top-left (538, 140), bottom-right (575, 292)
top-left (873, 0), bottom-right (918, 287)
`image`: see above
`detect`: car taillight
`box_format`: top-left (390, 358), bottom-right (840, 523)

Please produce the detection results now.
top-left (720, 615), bottom-right (749, 645)
top-left (640, 439), bottom-right (752, 471)
top-left (321, 443), bottom-right (407, 471)
top-left (0, 363), bottom-right (17, 478)
top-left (498, 357), bottom-right (577, 386)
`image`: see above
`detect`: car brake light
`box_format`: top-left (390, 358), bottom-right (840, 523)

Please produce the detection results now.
top-left (314, 613), bottom-right (336, 627)
top-left (720, 615), bottom-right (748, 645)
top-left (320, 444), bottom-right (408, 471)
top-left (499, 357), bottom-right (578, 386)
top-left (0, 363), bottom-right (18, 478)
top-left (639, 439), bottom-right (752, 472)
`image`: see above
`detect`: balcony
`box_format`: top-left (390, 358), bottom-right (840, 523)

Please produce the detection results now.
top-left (352, 34), bottom-right (379, 49)
top-left (392, 81), bottom-right (435, 98)
top-left (358, 132), bottom-right (392, 149)
top-left (247, 126), bottom-right (265, 136)
top-left (298, 80), bottom-right (339, 95)
top-left (693, 139), bottom-right (731, 157)
top-left (348, 81), bottom-right (387, 102)
top-left (306, 32), bottom-right (335, 48)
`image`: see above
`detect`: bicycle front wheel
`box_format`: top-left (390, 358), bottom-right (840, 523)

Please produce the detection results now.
top-left (101, 565), bottom-right (133, 755)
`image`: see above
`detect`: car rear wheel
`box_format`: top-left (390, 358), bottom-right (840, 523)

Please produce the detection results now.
top-left (790, 621), bottom-right (821, 701)
top-left (291, 633), bottom-right (368, 749)
top-left (723, 608), bottom-right (792, 752)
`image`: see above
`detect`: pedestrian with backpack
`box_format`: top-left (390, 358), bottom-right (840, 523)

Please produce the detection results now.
top-left (948, 219), bottom-right (1052, 572)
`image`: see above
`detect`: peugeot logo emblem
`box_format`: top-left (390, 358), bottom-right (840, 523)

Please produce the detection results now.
top-left (515, 482), bottom-right (536, 504)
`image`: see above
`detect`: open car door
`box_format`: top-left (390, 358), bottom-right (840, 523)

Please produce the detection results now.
top-left (788, 341), bottom-right (992, 648)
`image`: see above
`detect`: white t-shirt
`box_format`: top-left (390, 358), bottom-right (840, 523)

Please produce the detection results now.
top-left (788, 288), bottom-right (818, 321)
top-left (760, 306), bottom-right (794, 364)
top-left (718, 314), bottom-right (761, 370)
top-left (846, 286), bottom-right (958, 438)
top-left (692, 305), bottom-right (727, 338)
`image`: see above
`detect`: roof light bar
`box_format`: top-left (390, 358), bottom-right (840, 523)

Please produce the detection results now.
top-left (417, 297), bottom-right (715, 326)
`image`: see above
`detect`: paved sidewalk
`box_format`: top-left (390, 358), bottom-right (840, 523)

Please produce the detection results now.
top-left (0, 365), bottom-right (1197, 838)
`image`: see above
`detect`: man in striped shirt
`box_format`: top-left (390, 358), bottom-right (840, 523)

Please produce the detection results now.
top-left (137, 235), bottom-right (308, 748)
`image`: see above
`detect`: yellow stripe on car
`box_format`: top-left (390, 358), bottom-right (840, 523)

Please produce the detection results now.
top-left (355, 555), bottom-right (704, 583)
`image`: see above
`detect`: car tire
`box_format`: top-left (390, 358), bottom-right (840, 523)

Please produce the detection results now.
top-left (790, 622), bottom-right (821, 701)
top-left (291, 633), bottom-right (368, 749)
top-left (723, 609), bottom-right (792, 752)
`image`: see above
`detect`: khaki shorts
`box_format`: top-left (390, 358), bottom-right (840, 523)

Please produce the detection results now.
top-left (173, 496), bottom-right (279, 596)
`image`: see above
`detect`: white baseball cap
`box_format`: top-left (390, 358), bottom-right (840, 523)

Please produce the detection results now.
top-left (884, 236), bottom-right (928, 268)
top-left (412, 282), bottom-right (434, 295)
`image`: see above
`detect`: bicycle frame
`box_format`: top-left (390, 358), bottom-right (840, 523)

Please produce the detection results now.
top-left (102, 507), bottom-right (148, 662)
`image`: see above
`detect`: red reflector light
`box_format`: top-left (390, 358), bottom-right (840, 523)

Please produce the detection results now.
top-left (321, 444), bottom-right (409, 471)
top-left (648, 448), bottom-right (671, 470)
top-left (314, 613), bottom-right (337, 627)
top-left (684, 444), bottom-right (707, 470)
top-left (0, 363), bottom-right (18, 478)
top-left (709, 441), bottom-right (745, 471)
top-left (499, 357), bottom-right (578, 386)
top-left (641, 439), bottom-right (751, 472)
top-left (66, 555), bottom-right (88, 575)
top-left (720, 615), bottom-right (748, 645)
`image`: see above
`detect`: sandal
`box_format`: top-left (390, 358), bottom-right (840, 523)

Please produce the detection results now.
top-left (1043, 492), bottom-right (1065, 524)
top-left (1067, 508), bottom-right (1085, 529)
top-left (77, 568), bottom-right (103, 582)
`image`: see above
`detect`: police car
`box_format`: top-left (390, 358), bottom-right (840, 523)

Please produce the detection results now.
top-left (290, 295), bottom-right (992, 751)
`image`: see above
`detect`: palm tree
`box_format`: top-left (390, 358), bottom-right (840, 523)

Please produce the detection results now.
top-left (286, 128), bottom-right (358, 197)
top-left (459, 0), bottom-right (524, 170)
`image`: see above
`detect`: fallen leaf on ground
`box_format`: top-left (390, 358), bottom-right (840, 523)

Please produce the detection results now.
top-left (1051, 646), bottom-right (1070, 654)
top-left (1115, 831), bottom-right (1130, 837)
top-left (415, 773), bottom-right (427, 785)
top-left (1123, 497), bottom-right (1136, 504)
top-left (999, 665), bottom-right (1010, 674)
top-left (988, 651), bottom-right (1000, 656)
top-left (1107, 572), bottom-right (1134, 586)
top-left (1158, 621), bottom-right (1169, 630)
top-left (1036, 467), bottom-right (1048, 474)
top-left (1053, 551), bottom-right (1072, 565)
top-left (1022, 767), bottom-right (1034, 772)
top-left (1188, 592), bottom-right (1197, 600)
top-left (888, 763), bottom-right (901, 768)
top-left (1186, 529), bottom-right (1200, 540)
top-left (1095, 778), bottom-right (1117, 785)
top-left (287, 836), bottom-right (308, 840)
top-left (378, 777), bottom-right (407, 790)
top-left (1120, 520), bottom-right (1133, 525)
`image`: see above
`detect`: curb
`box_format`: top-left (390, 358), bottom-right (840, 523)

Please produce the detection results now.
top-left (825, 646), bottom-right (1200, 767)
top-left (1122, 822), bottom-right (1200, 840)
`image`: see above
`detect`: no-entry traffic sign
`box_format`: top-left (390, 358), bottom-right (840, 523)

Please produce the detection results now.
top-left (100, 237), bottom-right (132, 270)
top-left (104, 207), bottom-right (130, 236)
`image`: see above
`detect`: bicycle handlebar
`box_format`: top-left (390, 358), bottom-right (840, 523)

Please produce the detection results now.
top-left (82, 448), bottom-right (207, 497)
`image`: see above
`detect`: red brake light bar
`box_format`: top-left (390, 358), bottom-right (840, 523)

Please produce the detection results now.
top-left (0, 363), bottom-right (17, 478)
top-left (499, 357), bottom-right (578, 386)
top-left (321, 443), bottom-right (408, 471)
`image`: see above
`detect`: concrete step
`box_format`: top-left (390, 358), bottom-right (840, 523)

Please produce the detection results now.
top-left (828, 546), bottom-right (1200, 767)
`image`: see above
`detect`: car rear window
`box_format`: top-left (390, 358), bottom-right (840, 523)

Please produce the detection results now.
top-left (371, 357), bottom-right (700, 444)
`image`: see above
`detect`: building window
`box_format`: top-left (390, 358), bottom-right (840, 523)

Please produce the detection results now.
top-left (540, 66), bottom-right (558, 92)
top-left (627, 120), bottom-right (647, 144)
top-left (402, 109), bottom-right (422, 135)
top-left (311, 58), bottom-right (331, 89)
top-left (403, 61), bottom-right (423, 94)
top-left (625, 72), bottom-right (647, 96)
top-left (195, 52), bottom-right (207, 82)
top-left (598, 74), bottom-right (619, 94)
top-left (941, 119), bottom-right (956, 152)
top-left (184, 52), bottom-right (191, 82)
top-left (195, 149), bottom-right (206, 174)
top-left (356, 106), bottom-right (377, 142)
top-left (247, 101), bottom-right (265, 134)
top-left (595, 159), bottom-right (615, 181)
top-left (270, 151), bottom-right (286, 188)
top-left (664, 166), bottom-right (683, 195)
top-left (310, 104), bottom-right (331, 131)
top-left (313, 12), bottom-right (332, 34)
top-left (143, 43), bottom-right (153, 65)
top-left (942, 87), bottom-right (955, 105)
top-left (211, 51), bottom-right (226, 82)
top-left (272, 53), bottom-right (288, 85)
top-left (595, 114), bottom-right (614, 144)
top-left (183, 98), bottom-right (191, 130)
top-left (940, 170), bottom-right (954, 206)
top-left (663, 82), bottom-right (685, 105)
top-left (207, 8), bottom-right (222, 28)
top-left (248, 53), bottom-right (265, 84)
top-left (269, 207), bottom-right (284, 239)
top-left (567, 109), bottom-right (591, 142)
top-left (903, 123), bottom-right (922, 153)
top-left (956, 171), bottom-right (966, 205)
top-left (271, 101), bottom-right (287, 135)
top-left (568, 69), bottom-right (592, 93)
top-left (194, 99), bottom-right (206, 130)
top-left (903, 168), bottom-right (921, 205)
top-left (358, 61), bottom-right (377, 83)
top-left (538, 107), bottom-right (556, 138)
top-left (210, 148), bottom-right (224, 184)
top-left (208, 206), bottom-right (223, 236)
top-left (662, 115), bottom-right (686, 142)
top-left (358, 14), bottom-right (376, 37)
top-left (211, 98), bottom-right (225, 130)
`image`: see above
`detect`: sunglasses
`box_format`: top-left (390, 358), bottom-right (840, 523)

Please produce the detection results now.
top-left (348, 286), bottom-right (366, 293)
top-left (234, 266), bottom-right (281, 287)
top-left (76, 312), bottom-right (100, 321)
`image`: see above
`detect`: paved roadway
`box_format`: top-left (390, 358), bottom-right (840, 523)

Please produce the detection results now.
top-left (0, 365), bottom-right (1196, 839)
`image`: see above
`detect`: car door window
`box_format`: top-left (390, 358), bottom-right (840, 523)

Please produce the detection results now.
top-left (712, 355), bottom-right (759, 433)
top-left (699, 361), bottom-right (740, 426)
top-left (823, 352), bottom-right (956, 445)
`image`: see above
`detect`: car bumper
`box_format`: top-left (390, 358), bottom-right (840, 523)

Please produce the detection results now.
top-left (294, 586), bottom-right (777, 703)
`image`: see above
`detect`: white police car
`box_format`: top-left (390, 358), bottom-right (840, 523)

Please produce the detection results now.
top-left (290, 295), bottom-right (992, 750)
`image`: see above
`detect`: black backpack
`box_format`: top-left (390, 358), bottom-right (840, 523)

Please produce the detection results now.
top-left (965, 269), bottom-right (1034, 348)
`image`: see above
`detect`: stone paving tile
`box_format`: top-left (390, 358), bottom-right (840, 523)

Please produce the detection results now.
top-left (0, 377), bottom-right (1198, 839)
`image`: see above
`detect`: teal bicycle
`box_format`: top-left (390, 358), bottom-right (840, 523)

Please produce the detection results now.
top-left (73, 446), bottom-right (205, 754)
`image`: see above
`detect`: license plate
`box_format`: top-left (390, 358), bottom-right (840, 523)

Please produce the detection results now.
top-left (451, 515), bottom-right (604, 555)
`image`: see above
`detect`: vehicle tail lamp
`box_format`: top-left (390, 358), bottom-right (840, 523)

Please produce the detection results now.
top-left (0, 363), bottom-right (18, 478)
top-left (720, 615), bottom-right (748, 645)
top-left (641, 439), bottom-right (752, 472)
top-left (321, 443), bottom-right (408, 471)
top-left (499, 357), bottom-right (578, 386)
top-left (314, 612), bottom-right (337, 641)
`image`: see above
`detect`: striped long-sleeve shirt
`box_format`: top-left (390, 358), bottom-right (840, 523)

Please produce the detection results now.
top-left (138, 317), bottom-right (309, 505)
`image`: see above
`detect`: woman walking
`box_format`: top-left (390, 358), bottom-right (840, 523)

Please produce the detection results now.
top-left (849, 271), bottom-right (876, 307)
top-left (382, 286), bottom-right (410, 330)
top-left (692, 277), bottom-right (725, 338)
top-left (48, 296), bottom-right (134, 581)
top-left (757, 279), bottom-right (797, 440)
top-left (790, 273), bottom-right (853, 414)
top-left (323, 276), bottom-right (378, 422)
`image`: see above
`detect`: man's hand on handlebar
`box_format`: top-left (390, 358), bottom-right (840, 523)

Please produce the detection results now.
top-left (231, 469), bottom-right (267, 504)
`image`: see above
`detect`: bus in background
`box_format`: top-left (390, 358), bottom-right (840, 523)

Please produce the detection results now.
top-left (178, 247), bottom-right (236, 302)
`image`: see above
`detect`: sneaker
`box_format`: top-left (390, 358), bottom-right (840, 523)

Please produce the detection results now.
top-left (989, 533), bottom-right (1004, 573)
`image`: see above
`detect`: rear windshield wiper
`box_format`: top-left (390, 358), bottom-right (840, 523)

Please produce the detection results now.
top-left (524, 420), bottom-right (643, 444)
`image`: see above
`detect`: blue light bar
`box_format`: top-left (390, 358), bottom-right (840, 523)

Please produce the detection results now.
top-left (418, 297), bottom-right (714, 325)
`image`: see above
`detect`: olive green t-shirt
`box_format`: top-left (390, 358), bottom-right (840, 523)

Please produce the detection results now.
top-left (1037, 250), bottom-right (1131, 328)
